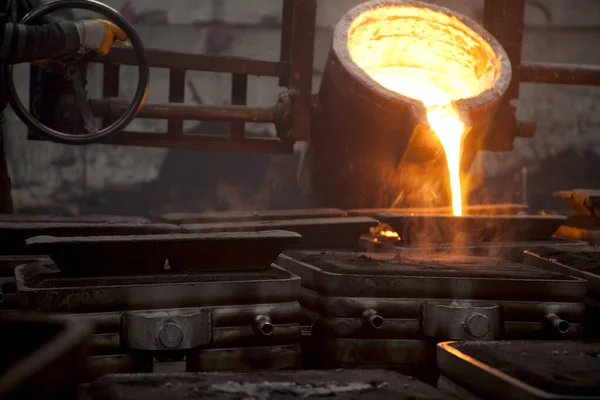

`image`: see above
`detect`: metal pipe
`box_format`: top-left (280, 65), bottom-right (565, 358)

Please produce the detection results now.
top-left (97, 47), bottom-right (288, 77)
top-left (361, 309), bottom-right (384, 330)
top-left (253, 315), bottom-right (274, 336)
top-left (521, 63), bottom-right (600, 86)
top-left (90, 99), bottom-right (276, 123)
top-left (544, 313), bottom-right (570, 334)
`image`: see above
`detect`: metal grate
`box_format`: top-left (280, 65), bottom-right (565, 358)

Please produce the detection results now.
top-left (74, 0), bottom-right (315, 154)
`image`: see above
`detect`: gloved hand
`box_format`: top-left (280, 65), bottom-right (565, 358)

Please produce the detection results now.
top-left (74, 19), bottom-right (127, 55)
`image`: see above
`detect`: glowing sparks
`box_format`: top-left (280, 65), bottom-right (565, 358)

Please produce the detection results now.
top-left (347, 5), bottom-right (500, 216)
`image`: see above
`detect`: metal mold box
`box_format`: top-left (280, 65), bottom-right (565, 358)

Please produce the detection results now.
top-left (16, 261), bottom-right (300, 313)
top-left (524, 245), bottom-right (600, 297)
top-left (279, 251), bottom-right (587, 366)
top-left (279, 251), bottom-right (586, 301)
top-left (437, 341), bottom-right (600, 400)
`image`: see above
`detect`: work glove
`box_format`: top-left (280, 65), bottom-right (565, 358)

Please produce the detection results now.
top-left (30, 20), bottom-right (127, 69)
top-left (30, 19), bottom-right (126, 69)
top-left (73, 19), bottom-right (127, 55)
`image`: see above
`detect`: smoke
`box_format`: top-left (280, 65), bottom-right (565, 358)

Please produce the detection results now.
top-left (213, 155), bottom-right (287, 212)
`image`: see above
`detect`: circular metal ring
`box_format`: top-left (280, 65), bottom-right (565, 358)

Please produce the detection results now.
top-left (3, 0), bottom-right (149, 145)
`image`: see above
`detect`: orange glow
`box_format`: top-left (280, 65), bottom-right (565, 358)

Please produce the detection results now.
top-left (347, 5), bottom-right (500, 216)
top-left (370, 223), bottom-right (401, 240)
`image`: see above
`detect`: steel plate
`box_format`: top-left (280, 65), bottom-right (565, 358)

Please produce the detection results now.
top-left (25, 230), bottom-right (301, 275)
top-left (0, 222), bottom-right (181, 255)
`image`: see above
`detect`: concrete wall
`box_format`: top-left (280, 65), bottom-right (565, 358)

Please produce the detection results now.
top-left (5, 0), bottom-right (600, 211)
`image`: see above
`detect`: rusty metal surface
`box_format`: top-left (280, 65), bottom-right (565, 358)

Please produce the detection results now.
top-left (0, 315), bottom-right (92, 400)
top-left (347, 204), bottom-right (528, 218)
top-left (16, 262), bottom-right (300, 313)
top-left (25, 230), bottom-right (301, 275)
top-left (279, 0), bottom-right (293, 87)
top-left (161, 208), bottom-right (348, 224)
top-left (83, 369), bottom-right (454, 400)
top-left (555, 216), bottom-right (600, 245)
top-left (481, 0), bottom-right (527, 151)
top-left (554, 189), bottom-right (600, 217)
top-left (91, 99), bottom-right (277, 123)
top-left (0, 222), bottom-right (181, 255)
top-left (521, 63), bottom-right (600, 86)
top-left (98, 47), bottom-right (287, 77)
top-left (437, 341), bottom-right (600, 399)
top-left (524, 245), bottom-right (600, 297)
top-left (90, 131), bottom-right (295, 153)
top-left (183, 217), bottom-right (378, 250)
top-left (289, 0), bottom-right (317, 142)
top-left (376, 214), bottom-right (566, 244)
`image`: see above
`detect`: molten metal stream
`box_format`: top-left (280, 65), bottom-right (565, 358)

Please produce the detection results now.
top-left (348, 6), bottom-right (499, 216)
top-left (367, 71), bottom-right (466, 216)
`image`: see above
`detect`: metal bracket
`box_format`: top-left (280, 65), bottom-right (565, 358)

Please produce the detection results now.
top-left (421, 302), bottom-right (504, 340)
top-left (121, 308), bottom-right (212, 351)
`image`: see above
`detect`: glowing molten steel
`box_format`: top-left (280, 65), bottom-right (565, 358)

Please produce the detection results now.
top-left (370, 223), bottom-right (401, 240)
top-left (347, 6), bottom-right (500, 216)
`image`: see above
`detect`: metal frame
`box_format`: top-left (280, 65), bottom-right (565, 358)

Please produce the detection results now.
top-left (90, 0), bottom-right (317, 154)
top-left (482, 0), bottom-right (600, 150)
top-left (29, 0), bottom-right (600, 154)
